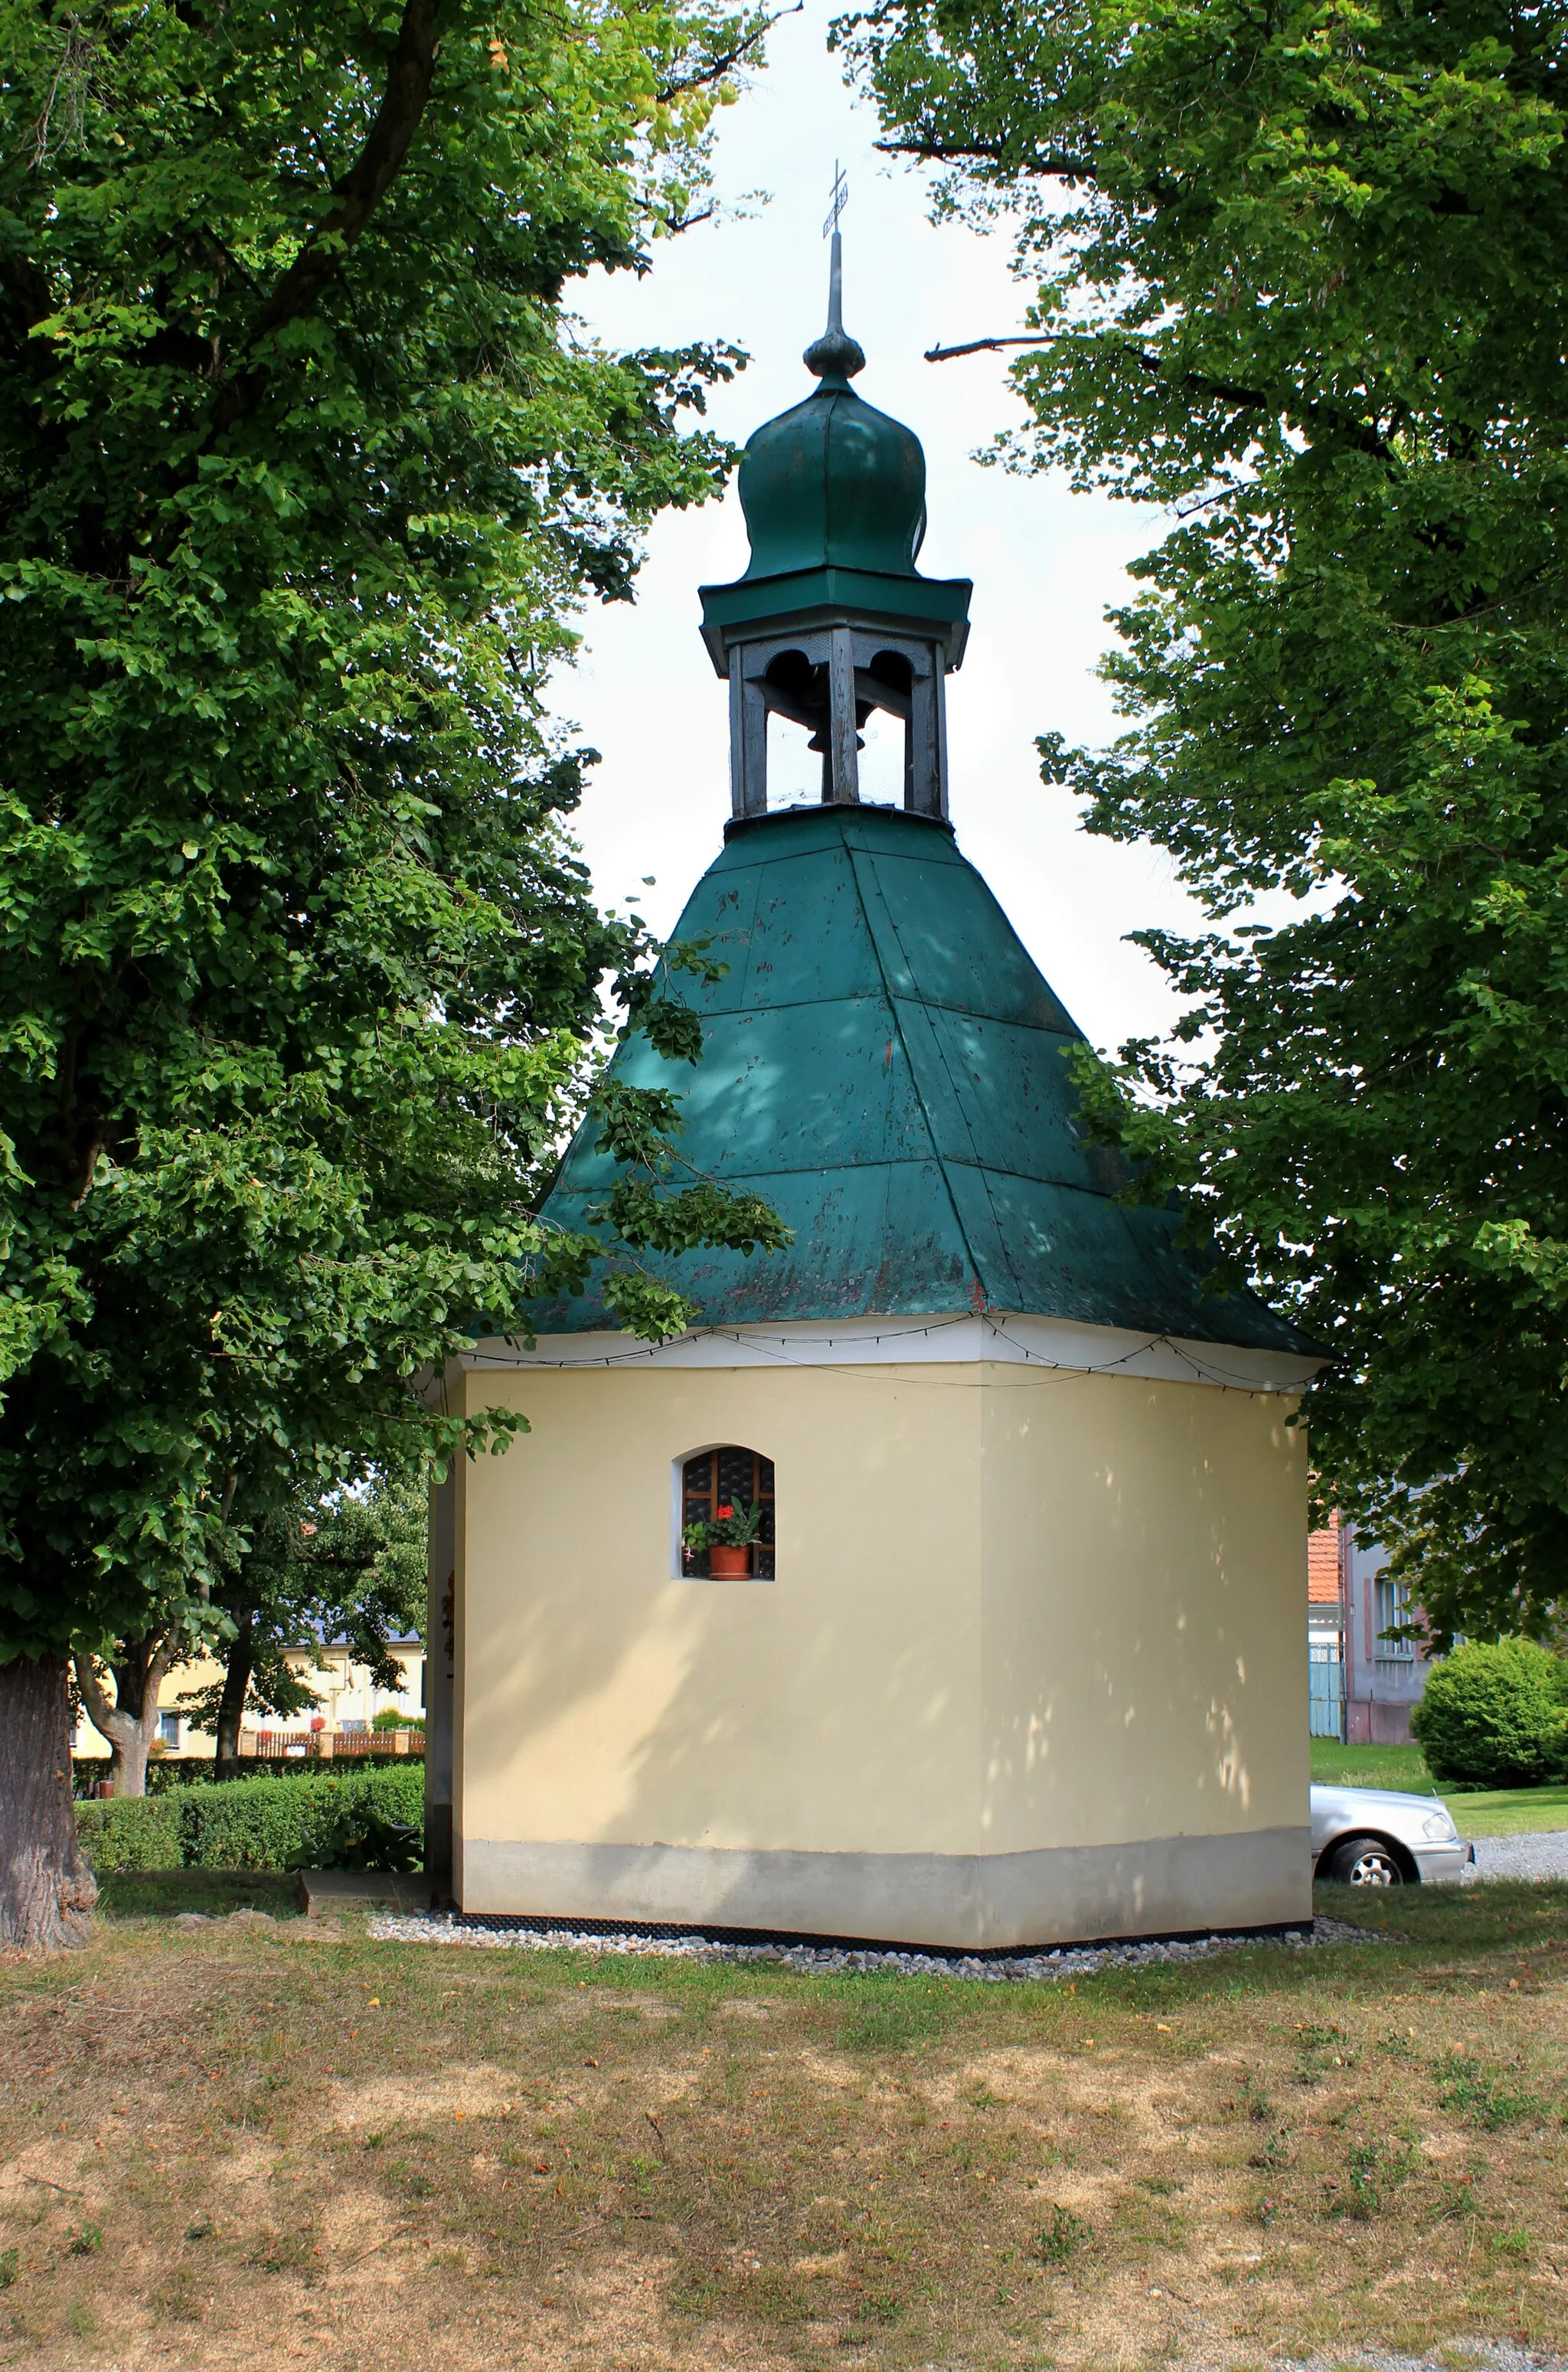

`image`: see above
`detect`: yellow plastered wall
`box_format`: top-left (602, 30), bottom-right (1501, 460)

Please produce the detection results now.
top-left (455, 1361), bottom-right (982, 1864)
top-left (452, 1359), bottom-right (1307, 1873)
top-left (977, 1371), bottom-right (1308, 1852)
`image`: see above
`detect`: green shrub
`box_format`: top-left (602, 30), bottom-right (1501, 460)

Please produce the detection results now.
top-left (74, 1794), bottom-right (182, 1874)
top-left (176, 1766), bottom-right (425, 1869)
top-left (76, 1756), bottom-right (220, 1795)
top-left (173, 1774), bottom-right (317, 1870)
top-left (1411, 1639), bottom-right (1568, 1789)
top-left (371, 1707), bottom-right (424, 1732)
top-left (75, 1766), bottom-right (424, 1874)
top-left (145, 1757), bottom-right (217, 1793)
top-left (293, 1802), bottom-right (423, 1873)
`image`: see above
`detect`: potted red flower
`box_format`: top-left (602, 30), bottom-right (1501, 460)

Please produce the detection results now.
top-left (683, 1498), bottom-right (765, 1578)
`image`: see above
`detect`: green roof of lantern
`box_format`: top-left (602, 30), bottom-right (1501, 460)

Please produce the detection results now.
top-left (697, 310), bottom-right (972, 671)
top-left (736, 379), bottom-right (926, 581)
top-left (524, 804), bottom-right (1317, 1355)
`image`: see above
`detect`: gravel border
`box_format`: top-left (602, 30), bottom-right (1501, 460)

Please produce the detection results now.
top-left (1266, 2351), bottom-right (1563, 2372)
top-left (365, 1909), bottom-right (1374, 1980)
top-left (1465, 1828), bottom-right (1568, 1882)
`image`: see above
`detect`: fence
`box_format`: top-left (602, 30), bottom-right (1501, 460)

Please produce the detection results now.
top-left (247, 1727), bottom-right (425, 1761)
top-left (1308, 1637), bottom-right (1345, 1741)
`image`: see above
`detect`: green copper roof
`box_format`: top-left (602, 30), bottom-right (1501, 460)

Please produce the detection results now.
top-left (528, 805), bottom-right (1314, 1354)
top-left (737, 382), bottom-right (926, 581)
top-left (697, 348), bottom-right (972, 668)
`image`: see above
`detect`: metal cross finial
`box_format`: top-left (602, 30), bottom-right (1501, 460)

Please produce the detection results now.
top-left (822, 160), bottom-right (848, 241)
top-left (803, 159), bottom-right (864, 380)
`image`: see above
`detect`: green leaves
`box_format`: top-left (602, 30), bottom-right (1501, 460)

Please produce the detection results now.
top-left (853, 0), bottom-right (1568, 1638)
top-left (599, 1178), bottom-right (790, 1261)
top-left (0, 0), bottom-right (781, 1666)
top-left (1410, 1640), bottom-right (1568, 1790)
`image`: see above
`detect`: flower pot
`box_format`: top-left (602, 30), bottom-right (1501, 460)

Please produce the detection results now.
top-left (708, 1543), bottom-right (753, 1579)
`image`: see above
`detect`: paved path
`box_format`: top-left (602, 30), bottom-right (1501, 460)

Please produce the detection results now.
top-left (1465, 1828), bottom-right (1568, 1881)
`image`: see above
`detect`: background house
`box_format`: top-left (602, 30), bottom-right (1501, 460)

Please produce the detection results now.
top-left (1306, 1514), bottom-right (1432, 1744)
top-left (1308, 1515), bottom-right (1344, 1740)
top-left (71, 1636), bottom-right (426, 1760)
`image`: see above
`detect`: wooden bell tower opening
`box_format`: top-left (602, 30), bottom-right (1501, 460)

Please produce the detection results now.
top-left (727, 626), bottom-right (950, 818)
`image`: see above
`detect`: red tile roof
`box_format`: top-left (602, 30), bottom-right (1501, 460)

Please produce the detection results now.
top-left (1308, 1513), bottom-right (1341, 1606)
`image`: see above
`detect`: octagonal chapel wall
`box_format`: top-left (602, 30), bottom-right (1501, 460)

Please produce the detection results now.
top-left (445, 1355), bottom-right (1311, 1949)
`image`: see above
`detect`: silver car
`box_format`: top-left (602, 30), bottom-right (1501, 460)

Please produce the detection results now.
top-left (1311, 1782), bottom-right (1475, 1885)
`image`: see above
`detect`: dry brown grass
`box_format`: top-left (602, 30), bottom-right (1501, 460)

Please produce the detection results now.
top-left (2, 1874), bottom-right (1568, 2370)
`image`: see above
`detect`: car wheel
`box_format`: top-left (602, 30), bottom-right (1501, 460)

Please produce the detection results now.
top-left (1321, 1834), bottom-right (1407, 1887)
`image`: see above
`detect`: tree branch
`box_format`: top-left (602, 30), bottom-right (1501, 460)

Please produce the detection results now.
top-left (655, 2), bottom-right (800, 102)
top-left (211, 0), bottom-right (444, 430)
top-left (924, 330), bottom-right (1397, 462)
top-left (72, 1653), bottom-right (125, 1746)
top-left (877, 135), bottom-right (1093, 179)
top-left (1127, 351), bottom-right (1397, 463)
top-left (925, 334), bottom-right (1056, 361)
top-left (144, 1632), bottom-right (177, 1711)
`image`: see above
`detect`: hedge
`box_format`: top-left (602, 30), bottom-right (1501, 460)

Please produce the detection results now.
top-left (76, 1750), bottom-right (423, 1795)
top-left (74, 1793), bottom-right (183, 1874)
top-left (75, 1766), bottom-right (426, 1874)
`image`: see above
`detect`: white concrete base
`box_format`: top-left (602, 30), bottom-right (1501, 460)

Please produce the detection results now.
top-left (298, 1869), bottom-right (430, 1918)
top-left (459, 1828), bottom-right (1312, 1951)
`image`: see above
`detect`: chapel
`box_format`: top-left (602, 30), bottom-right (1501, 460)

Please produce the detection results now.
top-left (423, 237), bottom-right (1323, 1949)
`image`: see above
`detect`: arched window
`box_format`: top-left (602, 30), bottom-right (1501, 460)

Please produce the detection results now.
top-left (678, 1446), bottom-right (776, 1580)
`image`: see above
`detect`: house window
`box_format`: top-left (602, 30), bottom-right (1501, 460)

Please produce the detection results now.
top-left (680, 1446), bottom-right (775, 1580)
top-left (158, 1711), bottom-right (180, 1748)
top-left (1374, 1576), bottom-right (1416, 1661)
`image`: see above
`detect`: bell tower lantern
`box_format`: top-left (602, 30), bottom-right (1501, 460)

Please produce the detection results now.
top-left (697, 219), bottom-right (972, 818)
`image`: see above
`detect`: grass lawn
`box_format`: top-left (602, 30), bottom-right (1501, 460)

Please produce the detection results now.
top-left (2, 1884), bottom-right (1568, 2369)
top-left (1443, 1785), bottom-right (1568, 1840)
top-left (1310, 1740), bottom-right (1433, 1793)
top-left (1309, 1740), bottom-right (1568, 1838)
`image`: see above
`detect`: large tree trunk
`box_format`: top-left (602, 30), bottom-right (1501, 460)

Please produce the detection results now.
top-left (214, 1609), bottom-right (254, 1781)
top-left (74, 1634), bottom-right (173, 1797)
top-left (0, 1655), bottom-right (97, 1952)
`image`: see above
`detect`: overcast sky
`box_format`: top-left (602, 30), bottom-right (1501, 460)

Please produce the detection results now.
top-left (559, 0), bottom-right (1209, 1056)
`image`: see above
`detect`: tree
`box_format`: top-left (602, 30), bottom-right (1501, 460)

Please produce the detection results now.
top-left (74, 1471), bottom-right (428, 1791)
top-left (844, 0), bottom-right (1568, 1644)
top-left (73, 1634), bottom-right (186, 1805)
top-left (178, 1471), bottom-right (429, 1778)
top-left (0, 0), bottom-right (788, 1948)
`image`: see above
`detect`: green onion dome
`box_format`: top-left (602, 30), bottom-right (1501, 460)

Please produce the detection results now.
top-left (736, 340), bottom-right (928, 584)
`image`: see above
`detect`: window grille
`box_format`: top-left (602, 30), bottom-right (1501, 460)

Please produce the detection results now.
top-left (1375, 1575), bottom-right (1416, 1660)
top-left (681, 1446), bottom-right (775, 1579)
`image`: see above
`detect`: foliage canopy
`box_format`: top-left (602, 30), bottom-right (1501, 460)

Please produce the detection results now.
top-left (0, 0), bottom-right (785, 1697)
top-left (171, 1469), bottom-right (426, 1756)
top-left (844, 0), bottom-right (1568, 1639)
